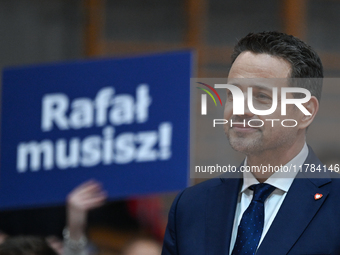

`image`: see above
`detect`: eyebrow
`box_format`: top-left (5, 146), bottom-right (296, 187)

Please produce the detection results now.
top-left (231, 83), bottom-right (273, 92)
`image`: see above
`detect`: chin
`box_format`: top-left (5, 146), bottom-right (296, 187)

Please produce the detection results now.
top-left (227, 129), bottom-right (262, 151)
top-left (228, 136), bottom-right (263, 154)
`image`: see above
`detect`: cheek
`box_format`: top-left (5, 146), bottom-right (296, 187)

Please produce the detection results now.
top-left (224, 103), bottom-right (233, 119)
top-left (263, 121), bottom-right (294, 136)
top-left (264, 107), bottom-right (284, 120)
top-left (286, 106), bottom-right (302, 120)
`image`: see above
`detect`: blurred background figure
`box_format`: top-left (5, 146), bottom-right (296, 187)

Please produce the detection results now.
top-left (121, 237), bottom-right (162, 255)
top-left (0, 236), bottom-right (58, 255)
top-left (0, 231), bottom-right (8, 245)
top-left (64, 181), bottom-right (165, 255)
top-left (0, 179), bottom-right (168, 255)
top-left (64, 180), bottom-right (107, 255)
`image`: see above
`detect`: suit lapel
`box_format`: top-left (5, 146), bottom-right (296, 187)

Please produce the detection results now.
top-left (205, 176), bottom-right (242, 255)
top-left (256, 147), bottom-right (331, 255)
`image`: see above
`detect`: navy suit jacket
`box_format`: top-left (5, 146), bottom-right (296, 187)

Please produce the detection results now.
top-left (162, 147), bottom-right (340, 255)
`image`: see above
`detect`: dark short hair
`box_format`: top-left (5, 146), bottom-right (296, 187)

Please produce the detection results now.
top-left (0, 236), bottom-right (57, 255)
top-left (231, 31), bottom-right (323, 101)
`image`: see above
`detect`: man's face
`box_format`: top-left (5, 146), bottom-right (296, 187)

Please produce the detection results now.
top-left (224, 51), bottom-right (301, 155)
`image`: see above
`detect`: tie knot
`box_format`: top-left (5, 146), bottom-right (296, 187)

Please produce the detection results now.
top-left (250, 183), bottom-right (275, 203)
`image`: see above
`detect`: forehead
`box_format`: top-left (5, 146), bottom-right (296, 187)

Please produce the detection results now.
top-left (228, 51), bottom-right (292, 80)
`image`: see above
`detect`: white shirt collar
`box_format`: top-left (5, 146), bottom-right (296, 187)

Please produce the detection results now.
top-left (241, 143), bottom-right (309, 193)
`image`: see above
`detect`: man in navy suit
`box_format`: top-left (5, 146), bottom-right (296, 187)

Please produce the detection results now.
top-left (162, 31), bottom-right (340, 255)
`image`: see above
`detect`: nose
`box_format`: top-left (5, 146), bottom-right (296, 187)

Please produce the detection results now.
top-left (243, 99), bottom-right (254, 117)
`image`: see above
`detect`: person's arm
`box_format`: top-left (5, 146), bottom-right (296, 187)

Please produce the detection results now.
top-left (63, 180), bottom-right (107, 255)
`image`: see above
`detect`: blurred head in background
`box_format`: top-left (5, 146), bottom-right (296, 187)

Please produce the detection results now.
top-left (122, 237), bottom-right (162, 255)
top-left (0, 236), bottom-right (58, 255)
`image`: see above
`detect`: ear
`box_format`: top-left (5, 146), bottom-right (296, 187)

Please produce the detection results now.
top-left (298, 96), bottom-right (319, 130)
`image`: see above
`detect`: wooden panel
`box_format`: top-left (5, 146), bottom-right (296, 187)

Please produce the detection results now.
top-left (83, 0), bottom-right (105, 56)
top-left (104, 41), bottom-right (186, 55)
top-left (282, 0), bottom-right (307, 39)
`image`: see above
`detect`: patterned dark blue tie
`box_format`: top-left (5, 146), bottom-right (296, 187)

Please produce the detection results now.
top-left (231, 183), bottom-right (276, 255)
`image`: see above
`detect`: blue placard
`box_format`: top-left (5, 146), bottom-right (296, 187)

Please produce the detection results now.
top-left (0, 51), bottom-right (192, 210)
